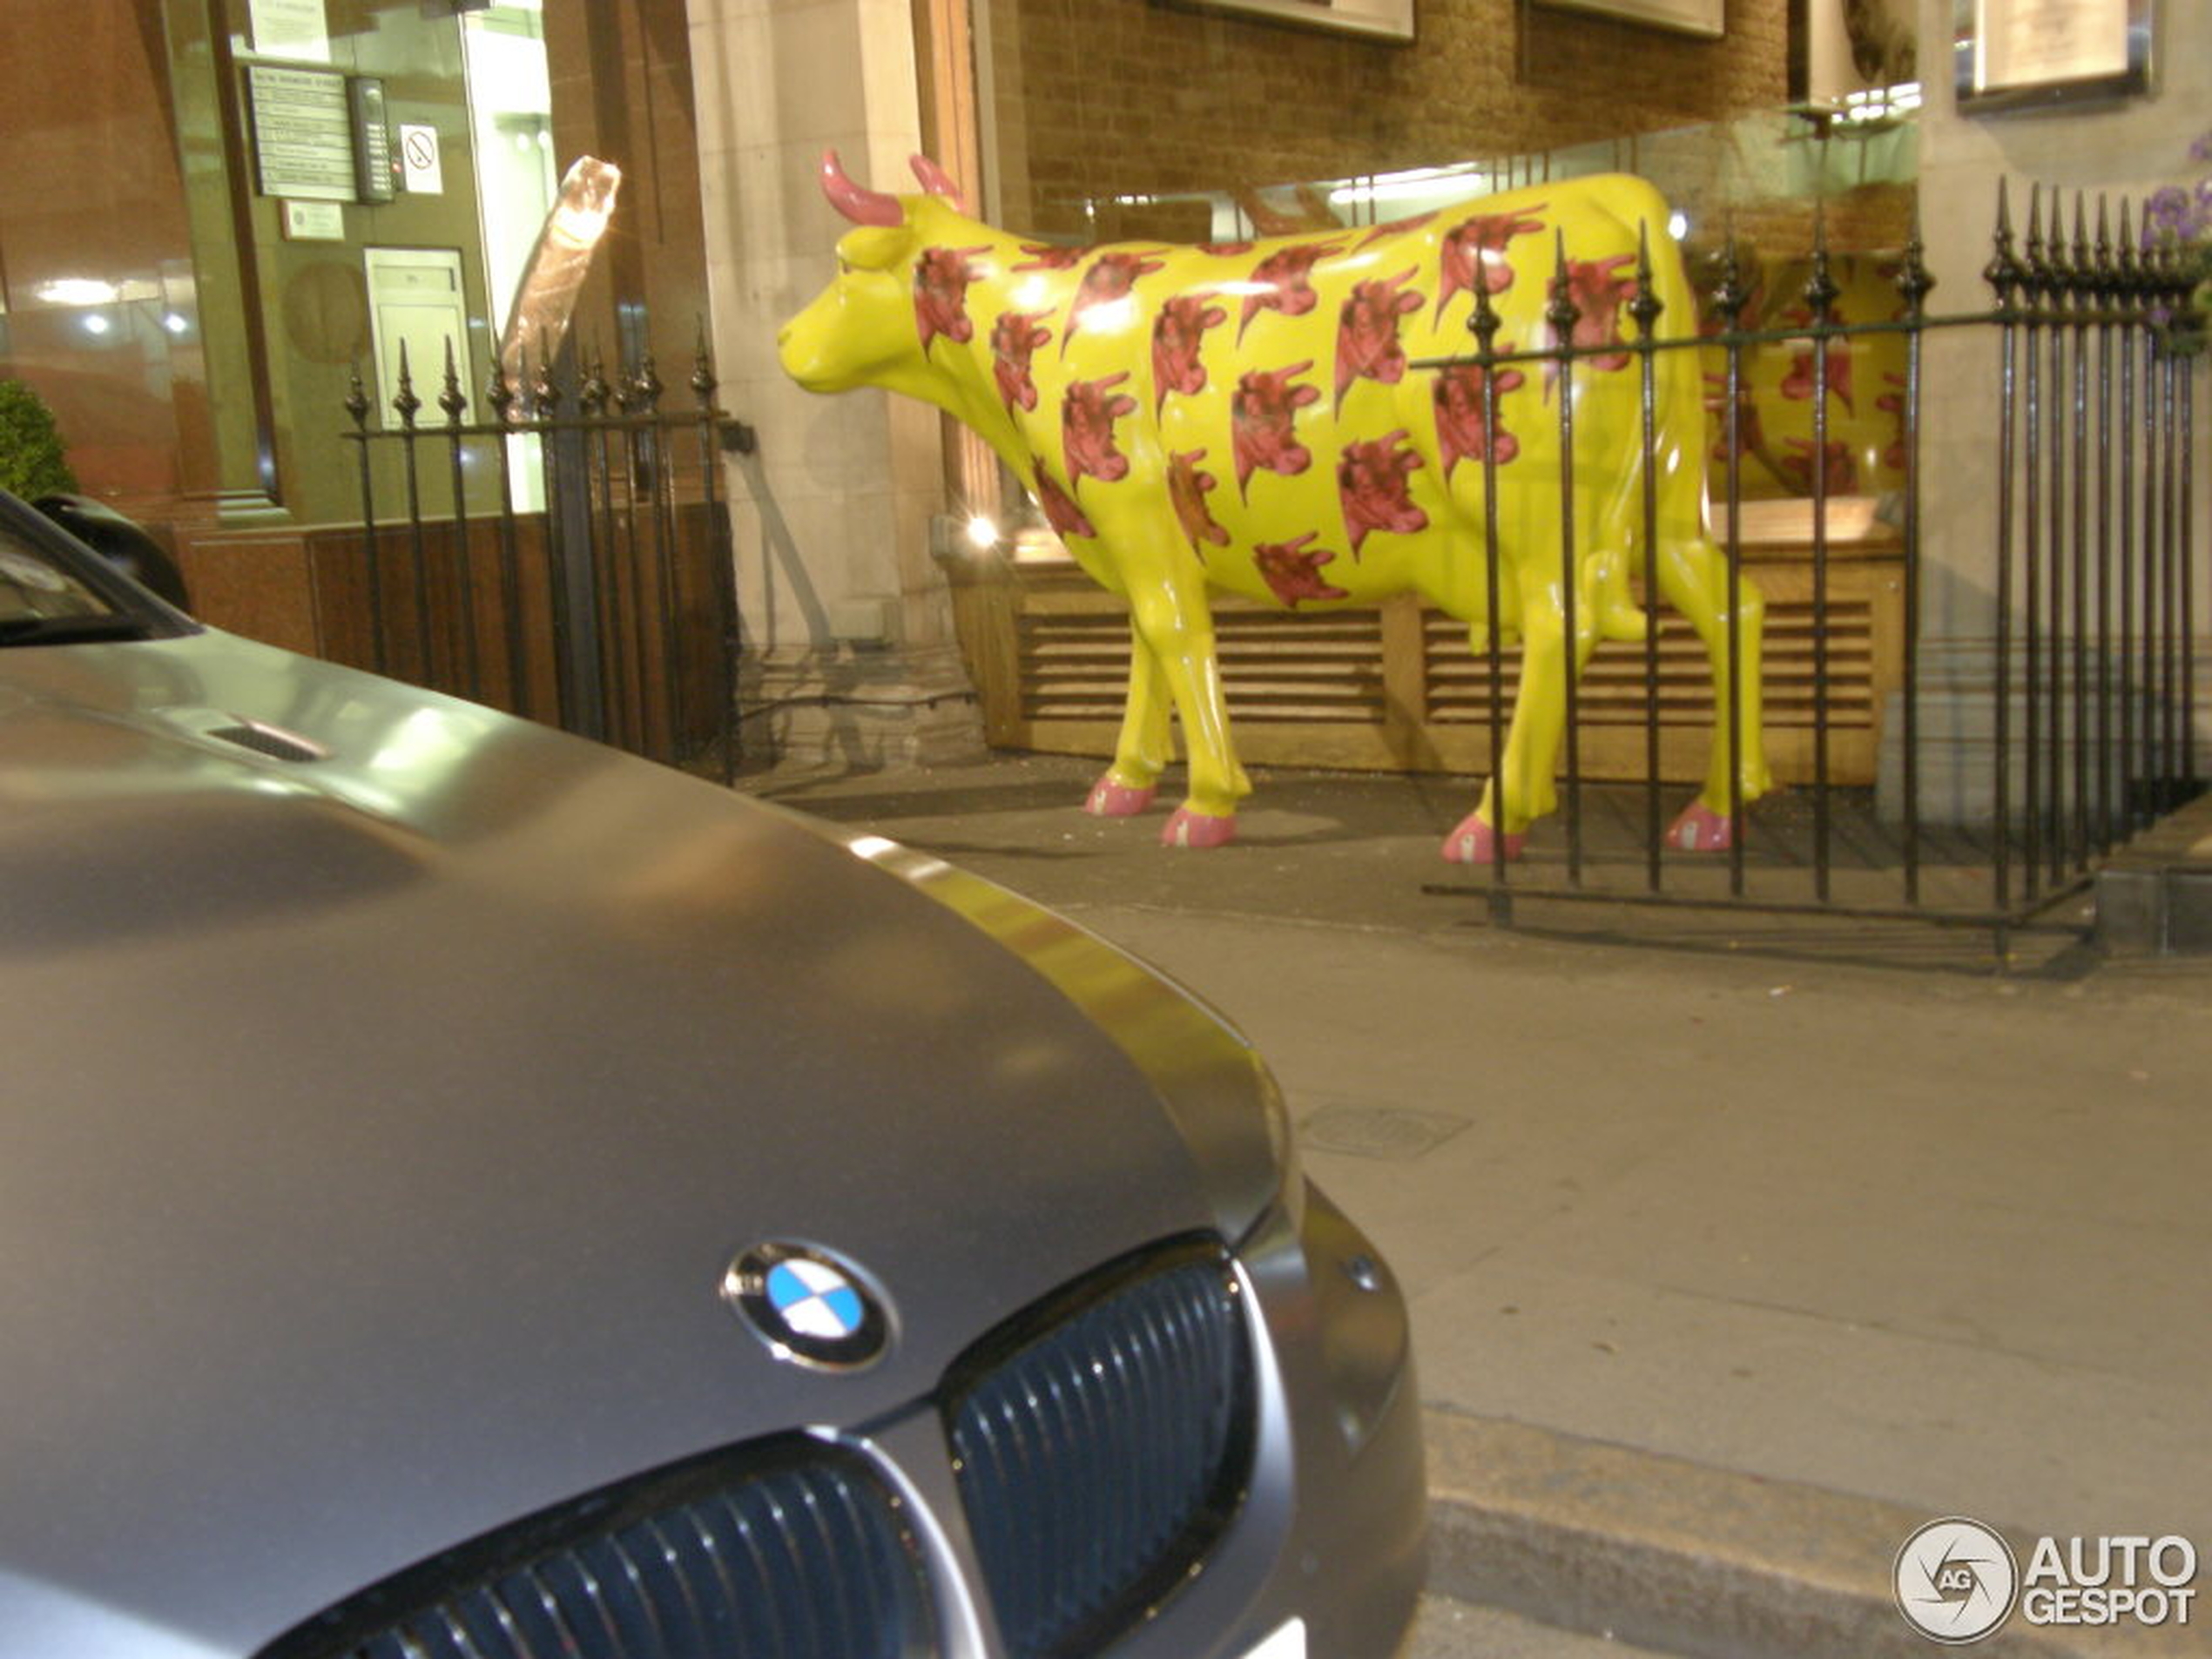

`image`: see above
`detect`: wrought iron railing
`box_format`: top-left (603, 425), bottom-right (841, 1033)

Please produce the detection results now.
top-left (340, 335), bottom-right (749, 779)
top-left (1416, 179), bottom-right (2202, 949)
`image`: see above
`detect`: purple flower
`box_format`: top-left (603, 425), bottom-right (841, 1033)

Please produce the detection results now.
top-left (2191, 130), bottom-right (2212, 165)
top-left (2143, 185), bottom-right (2189, 246)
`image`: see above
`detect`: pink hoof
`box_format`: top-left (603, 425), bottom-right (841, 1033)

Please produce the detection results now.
top-left (1668, 799), bottom-right (1738, 853)
top-left (1085, 775), bottom-right (1157, 817)
top-left (1441, 814), bottom-right (1526, 865)
top-left (1162, 806), bottom-right (1238, 849)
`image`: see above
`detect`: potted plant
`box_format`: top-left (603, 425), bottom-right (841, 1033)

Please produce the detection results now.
top-left (0, 378), bottom-right (78, 500)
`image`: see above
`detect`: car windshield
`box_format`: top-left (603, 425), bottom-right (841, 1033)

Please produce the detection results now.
top-left (0, 517), bottom-right (154, 645)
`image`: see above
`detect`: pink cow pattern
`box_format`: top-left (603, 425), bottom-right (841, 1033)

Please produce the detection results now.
top-left (779, 152), bottom-right (1770, 859)
top-left (1014, 242), bottom-right (1089, 273)
top-left (1030, 459), bottom-right (1095, 540)
top-left (1338, 431), bottom-right (1427, 556)
top-left (1066, 251), bottom-right (1167, 354)
top-left (1238, 241), bottom-right (1346, 341)
top-left (878, 190), bottom-right (1680, 609)
top-left (1063, 373), bottom-right (1138, 484)
top-left (1695, 255), bottom-right (1909, 501)
top-left (1434, 209), bottom-right (1547, 322)
top-left (914, 246), bottom-right (988, 351)
top-left (1779, 327), bottom-right (1857, 413)
top-left (1153, 294), bottom-right (1228, 413)
top-left (1434, 360), bottom-right (1527, 476)
top-left (1253, 531), bottom-right (1350, 607)
top-left (1169, 449), bottom-right (1231, 551)
top-left (1335, 268), bottom-right (1425, 408)
top-left (1231, 362), bottom-right (1323, 499)
top-left (991, 312), bottom-right (1054, 411)
top-left (1544, 253), bottom-right (1639, 391)
top-left (1876, 373), bottom-right (1908, 472)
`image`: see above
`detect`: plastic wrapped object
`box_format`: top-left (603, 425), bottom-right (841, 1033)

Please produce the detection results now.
top-left (497, 156), bottom-right (622, 389)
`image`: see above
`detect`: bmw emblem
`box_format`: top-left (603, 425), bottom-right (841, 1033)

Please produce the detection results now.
top-left (721, 1242), bottom-right (891, 1371)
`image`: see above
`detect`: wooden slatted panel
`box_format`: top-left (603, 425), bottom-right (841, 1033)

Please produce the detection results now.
top-left (992, 544), bottom-right (1903, 786)
top-left (1424, 599), bottom-right (1880, 731)
top-left (1020, 601), bottom-right (1387, 725)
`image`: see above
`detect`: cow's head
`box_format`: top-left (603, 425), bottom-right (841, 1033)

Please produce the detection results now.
top-left (777, 151), bottom-right (978, 396)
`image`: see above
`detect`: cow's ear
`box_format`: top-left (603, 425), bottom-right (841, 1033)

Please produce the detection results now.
top-left (835, 225), bottom-right (914, 273)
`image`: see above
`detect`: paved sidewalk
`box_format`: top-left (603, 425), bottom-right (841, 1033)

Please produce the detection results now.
top-left (743, 752), bottom-right (2212, 1657)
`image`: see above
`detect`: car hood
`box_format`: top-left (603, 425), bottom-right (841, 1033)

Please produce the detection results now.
top-left (0, 631), bottom-right (1276, 1656)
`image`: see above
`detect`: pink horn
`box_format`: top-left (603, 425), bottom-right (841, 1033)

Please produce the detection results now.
top-left (909, 154), bottom-right (969, 212)
top-left (819, 149), bottom-right (903, 227)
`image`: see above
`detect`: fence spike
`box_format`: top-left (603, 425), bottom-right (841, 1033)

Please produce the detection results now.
top-left (632, 350), bottom-right (664, 413)
top-left (531, 341), bottom-right (559, 419)
top-left (580, 342), bottom-right (611, 416)
top-left (2069, 192), bottom-right (2093, 300)
top-left (486, 354), bottom-right (516, 426)
top-left (1545, 226), bottom-right (1580, 345)
top-left (1896, 212), bottom-right (1935, 315)
top-left (1803, 206), bottom-right (1840, 320)
top-left (2024, 184), bottom-right (2054, 302)
top-left (2152, 232), bottom-right (2188, 299)
top-left (691, 316), bottom-right (718, 404)
top-left (2114, 199), bottom-right (2141, 308)
top-left (1468, 246), bottom-right (1503, 355)
top-left (2045, 191), bottom-right (2072, 305)
top-left (1985, 179), bottom-right (2025, 307)
top-left (1628, 218), bottom-right (1662, 334)
top-left (438, 338), bottom-right (467, 426)
top-left (345, 364), bottom-right (371, 431)
top-left (1711, 229), bottom-right (1750, 329)
top-left (393, 341), bottom-right (421, 430)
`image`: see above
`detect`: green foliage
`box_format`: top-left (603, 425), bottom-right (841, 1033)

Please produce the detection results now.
top-left (0, 379), bottom-right (78, 501)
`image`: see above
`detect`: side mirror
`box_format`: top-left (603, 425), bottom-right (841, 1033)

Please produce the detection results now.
top-left (34, 494), bottom-right (190, 611)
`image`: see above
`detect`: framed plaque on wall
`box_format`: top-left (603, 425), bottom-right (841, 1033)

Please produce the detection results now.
top-left (1954, 0), bottom-right (2155, 112)
top-left (1186, 0), bottom-right (1416, 42)
top-left (1535, 0), bottom-right (1724, 38)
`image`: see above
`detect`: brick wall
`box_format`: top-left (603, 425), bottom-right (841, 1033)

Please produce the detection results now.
top-left (990, 0), bottom-right (1790, 239)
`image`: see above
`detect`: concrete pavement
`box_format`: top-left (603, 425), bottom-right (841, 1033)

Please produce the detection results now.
top-left (742, 752), bottom-right (2212, 1658)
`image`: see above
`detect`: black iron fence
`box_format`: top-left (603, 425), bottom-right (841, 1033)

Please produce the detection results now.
top-left (325, 185), bottom-right (2201, 954)
top-left (338, 336), bottom-right (747, 778)
top-left (1420, 179), bottom-right (2202, 948)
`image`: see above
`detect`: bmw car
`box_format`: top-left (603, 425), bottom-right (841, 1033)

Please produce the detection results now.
top-left (0, 488), bottom-right (1425, 1659)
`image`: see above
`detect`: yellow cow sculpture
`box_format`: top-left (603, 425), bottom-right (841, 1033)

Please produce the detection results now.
top-left (778, 152), bottom-right (1771, 858)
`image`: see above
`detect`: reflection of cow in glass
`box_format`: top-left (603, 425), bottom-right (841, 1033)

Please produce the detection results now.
top-left (779, 153), bottom-right (1770, 858)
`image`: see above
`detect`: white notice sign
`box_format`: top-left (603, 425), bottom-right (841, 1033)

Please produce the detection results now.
top-left (248, 0), bottom-right (331, 63)
top-left (281, 200), bottom-right (346, 242)
top-left (399, 125), bottom-right (445, 196)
